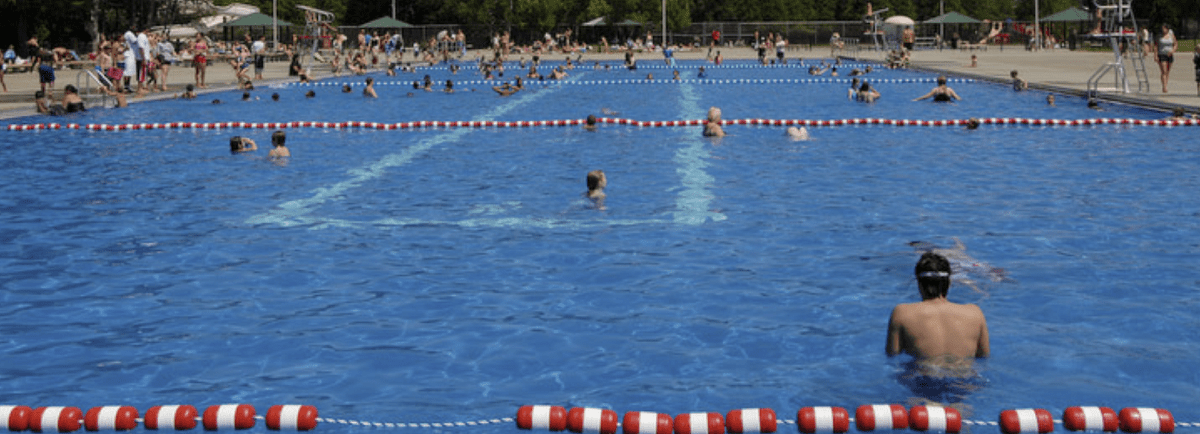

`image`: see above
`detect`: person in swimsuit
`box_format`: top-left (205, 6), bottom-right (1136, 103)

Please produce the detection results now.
top-left (1157, 24), bottom-right (1177, 93)
top-left (61, 85), bottom-right (85, 113)
top-left (857, 82), bottom-right (880, 103)
top-left (363, 77), bottom-right (377, 98)
top-left (192, 34), bottom-right (208, 88)
top-left (886, 252), bottom-right (990, 364)
top-left (229, 136), bottom-right (257, 153)
top-left (1193, 44), bottom-right (1200, 96)
top-left (1010, 70), bottom-right (1028, 91)
top-left (37, 48), bottom-right (55, 96)
top-left (585, 170), bottom-right (607, 210)
top-left (268, 131), bottom-right (290, 158)
top-left (703, 106), bottom-right (726, 137)
top-left (913, 75), bottom-right (961, 102)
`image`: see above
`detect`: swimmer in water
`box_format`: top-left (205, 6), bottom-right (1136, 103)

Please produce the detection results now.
top-left (363, 77), bottom-right (377, 98)
top-left (786, 126), bottom-right (809, 140)
top-left (584, 114), bottom-right (598, 131)
top-left (585, 169), bottom-right (606, 210)
top-left (703, 106), bottom-right (726, 137)
top-left (886, 252), bottom-right (990, 362)
top-left (229, 135), bottom-right (257, 153)
top-left (908, 237), bottom-right (1010, 296)
top-left (1010, 70), bottom-right (1028, 91)
top-left (268, 130), bottom-right (290, 158)
top-left (913, 75), bottom-right (961, 102)
top-left (1046, 94), bottom-right (1056, 106)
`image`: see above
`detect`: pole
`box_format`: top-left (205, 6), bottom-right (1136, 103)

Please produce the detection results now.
top-left (392, 0), bottom-right (396, 20)
top-left (661, 0), bottom-right (667, 47)
top-left (272, 0), bottom-right (278, 50)
top-left (939, 0), bottom-right (944, 43)
top-left (1034, 0), bottom-right (1041, 50)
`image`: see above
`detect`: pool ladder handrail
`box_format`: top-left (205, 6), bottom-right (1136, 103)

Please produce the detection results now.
top-left (75, 70), bottom-right (111, 109)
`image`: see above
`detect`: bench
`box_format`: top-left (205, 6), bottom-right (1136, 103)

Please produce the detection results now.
top-left (914, 37), bottom-right (937, 50)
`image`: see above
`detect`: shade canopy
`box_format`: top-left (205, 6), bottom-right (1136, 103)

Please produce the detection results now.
top-left (358, 16), bottom-right (413, 29)
top-left (1041, 6), bottom-right (1091, 22)
top-left (924, 11), bottom-right (981, 24)
top-left (884, 15), bottom-right (916, 26)
top-left (221, 12), bottom-right (292, 27)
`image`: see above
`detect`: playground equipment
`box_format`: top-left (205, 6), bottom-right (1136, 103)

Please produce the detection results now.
top-left (1085, 0), bottom-right (1150, 94)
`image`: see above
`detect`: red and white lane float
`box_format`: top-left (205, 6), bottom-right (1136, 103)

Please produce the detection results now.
top-left (517, 405), bottom-right (568, 431)
top-left (30, 406), bottom-right (83, 433)
top-left (1063, 406), bottom-right (1118, 432)
top-left (0, 405), bottom-right (32, 431)
top-left (566, 408), bottom-right (617, 434)
top-left (999, 409), bottom-right (1054, 434)
top-left (143, 405), bottom-right (198, 430)
top-left (910, 405), bottom-right (961, 433)
top-left (265, 405), bottom-right (319, 431)
top-left (1118, 408), bottom-right (1174, 433)
top-left (673, 412), bottom-right (724, 434)
top-left (796, 407), bottom-right (850, 433)
top-left (202, 404), bottom-right (255, 430)
top-left (83, 406), bottom-right (138, 431)
top-left (726, 408), bottom-right (777, 433)
top-left (622, 412), bottom-right (673, 434)
top-left (856, 405), bottom-right (908, 431)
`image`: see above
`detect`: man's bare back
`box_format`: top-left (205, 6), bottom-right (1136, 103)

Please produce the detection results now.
top-left (887, 252), bottom-right (990, 363)
top-left (887, 298), bottom-right (989, 360)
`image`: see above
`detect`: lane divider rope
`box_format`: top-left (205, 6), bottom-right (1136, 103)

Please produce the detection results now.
top-left (280, 78), bottom-right (974, 87)
top-left (6, 117), bottom-right (1197, 132)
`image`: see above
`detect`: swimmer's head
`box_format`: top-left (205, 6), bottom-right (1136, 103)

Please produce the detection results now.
top-left (707, 107), bottom-right (722, 122)
top-left (587, 170), bottom-right (607, 192)
top-left (229, 136), bottom-right (243, 152)
top-left (342, 84), bottom-right (352, 93)
top-left (271, 93), bottom-right (280, 101)
top-left (1173, 107), bottom-right (1186, 118)
top-left (937, 75), bottom-right (948, 86)
top-left (305, 90), bottom-right (316, 98)
top-left (365, 77), bottom-right (374, 85)
top-left (1046, 94), bottom-right (1055, 105)
top-left (272, 130), bottom-right (286, 147)
top-left (242, 91), bottom-right (251, 101)
top-left (1010, 70), bottom-right (1019, 78)
top-left (186, 84), bottom-right (195, 92)
top-left (915, 252), bottom-right (952, 299)
top-left (859, 82), bottom-right (870, 92)
top-left (966, 118), bottom-right (981, 130)
top-left (586, 114), bottom-right (597, 127)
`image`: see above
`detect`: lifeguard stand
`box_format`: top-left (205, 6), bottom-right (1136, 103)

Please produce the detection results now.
top-left (864, 7), bottom-right (889, 51)
top-left (297, 5), bottom-right (336, 69)
top-left (1085, 0), bottom-right (1150, 94)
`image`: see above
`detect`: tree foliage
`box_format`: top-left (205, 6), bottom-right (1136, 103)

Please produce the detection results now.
top-left (1, 0), bottom-right (1196, 51)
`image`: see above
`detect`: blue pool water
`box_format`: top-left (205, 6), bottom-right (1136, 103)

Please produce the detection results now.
top-left (1, 60), bottom-right (1197, 433)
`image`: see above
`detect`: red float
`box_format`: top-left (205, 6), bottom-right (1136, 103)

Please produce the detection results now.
top-left (726, 408), bottom-right (777, 433)
top-left (1118, 408), bottom-right (1174, 433)
top-left (856, 405), bottom-right (908, 431)
top-left (566, 408), bottom-right (617, 434)
top-left (622, 412), bottom-right (672, 434)
top-left (796, 407), bottom-right (849, 433)
top-left (999, 409), bottom-right (1054, 434)
top-left (673, 412), bottom-right (724, 434)
top-left (1063, 406), bottom-right (1118, 432)
top-left (143, 405), bottom-right (198, 430)
top-left (0, 405), bottom-right (32, 431)
top-left (30, 406), bottom-right (83, 433)
top-left (910, 405), bottom-right (961, 433)
top-left (84, 406), bottom-right (138, 431)
top-left (265, 405), bottom-right (318, 431)
top-left (202, 404), bottom-right (255, 430)
top-left (516, 406), bottom-right (567, 431)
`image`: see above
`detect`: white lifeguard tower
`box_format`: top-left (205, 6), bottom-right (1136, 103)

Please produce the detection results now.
top-left (864, 6), bottom-right (889, 51)
top-left (1085, 0), bottom-right (1150, 94)
top-left (297, 4), bottom-right (336, 69)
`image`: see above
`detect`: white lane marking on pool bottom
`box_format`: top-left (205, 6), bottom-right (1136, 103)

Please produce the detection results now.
top-left (673, 82), bottom-right (726, 225)
top-left (249, 73), bottom-right (722, 229)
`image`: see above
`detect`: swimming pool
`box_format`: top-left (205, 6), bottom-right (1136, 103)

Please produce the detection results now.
top-left (1, 59), bottom-right (1197, 433)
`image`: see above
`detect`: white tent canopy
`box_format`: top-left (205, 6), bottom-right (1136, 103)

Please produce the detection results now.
top-left (884, 15), bottom-right (916, 26)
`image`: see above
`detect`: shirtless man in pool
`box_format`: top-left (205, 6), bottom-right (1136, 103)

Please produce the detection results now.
top-left (887, 252), bottom-right (990, 362)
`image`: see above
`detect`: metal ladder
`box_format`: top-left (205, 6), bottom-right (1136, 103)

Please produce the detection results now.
top-left (75, 70), bottom-right (110, 109)
top-left (1086, 0), bottom-right (1150, 94)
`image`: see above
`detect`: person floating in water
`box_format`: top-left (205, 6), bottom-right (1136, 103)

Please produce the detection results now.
top-left (908, 237), bottom-right (1009, 296)
top-left (887, 252), bottom-right (990, 362)
top-left (585, 169), bottom-right (606, 210)
top-left (913, 75), bottom-right (961, 102)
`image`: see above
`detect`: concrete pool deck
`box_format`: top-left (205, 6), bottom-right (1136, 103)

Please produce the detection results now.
top-left (1, 45), bottom-right (1195, 120)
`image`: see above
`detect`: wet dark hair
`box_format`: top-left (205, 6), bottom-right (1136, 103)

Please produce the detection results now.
top-left (915, 252), bottom-right (952, 299)
top-left (271, 93), bottom-right (279, 101)
top-left (272, 130), bottom-right (286, 146)
top-left (186, 84), bottom-right (195, 92)
top-left (65, 85), bottom-right (78, 94)
top-left (586, 114), bottom-right (597, 126)
top-left (305, 90), bottom-right (315, 98)
top-left (242, 92), bottom-right (250, 100)
top-left (937, 75), bottom-right (947, 85)
top-left (229, 136), bottom-right (242, 152)
top-left (859, 82), bottom-right (870, 92)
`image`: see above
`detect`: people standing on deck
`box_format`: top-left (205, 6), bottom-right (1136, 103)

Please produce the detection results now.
top-left (192, 34), bottom-right (209, 88)
top-left (886, 252), bottom-right (990, 362)
top-left (1193, 44), bottom-right (1200, 96)
top-left (1156, 24), bottom-right (1176, 93)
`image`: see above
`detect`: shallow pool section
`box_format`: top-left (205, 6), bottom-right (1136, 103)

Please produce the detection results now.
top-left (0, 60), bottom-right (1197, 433)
